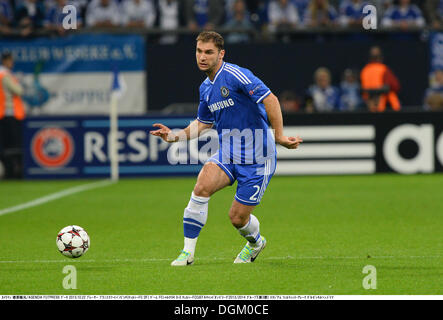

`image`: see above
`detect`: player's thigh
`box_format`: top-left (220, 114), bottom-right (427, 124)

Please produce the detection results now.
top-left (234, 158), bottom-right (275, 207)
top-left (228, 199), bottom-right (256, 228)
top-left (193, 162), bottom-right (232, 197)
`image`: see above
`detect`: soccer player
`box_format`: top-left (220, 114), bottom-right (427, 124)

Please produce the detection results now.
top-left (150, 31), bottom-right (302, 266)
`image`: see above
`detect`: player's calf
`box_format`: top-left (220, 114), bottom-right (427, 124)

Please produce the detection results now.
top-left (229, 201), bottom-right (263, 247)
top-left (230, 204), bottom-right (266, 263)
top-left (236, 214), bottom-right (263, 248)
top-left (183, 192), bottom-right (209, 250)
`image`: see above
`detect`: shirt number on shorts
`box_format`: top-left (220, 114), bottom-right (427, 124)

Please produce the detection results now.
top-left (249, 185), bottom-right (261, 201)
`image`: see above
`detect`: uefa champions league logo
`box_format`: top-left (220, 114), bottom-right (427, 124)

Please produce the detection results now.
top-left (31, 127), bottom-right (74, 169)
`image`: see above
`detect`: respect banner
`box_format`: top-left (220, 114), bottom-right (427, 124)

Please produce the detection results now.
top-left (0, 34), bottom-right (146, 115)
top-left (23, 112), bottom-right (443, 179)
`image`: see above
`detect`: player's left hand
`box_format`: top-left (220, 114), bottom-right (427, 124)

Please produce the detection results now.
top-left (277, 135), bottom-right (303, 149)
top-left (149, 123), bottom-right (178, 143)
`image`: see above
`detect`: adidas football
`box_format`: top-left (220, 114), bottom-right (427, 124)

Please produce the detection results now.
top-left (56, 225), bottom-right (90, 258)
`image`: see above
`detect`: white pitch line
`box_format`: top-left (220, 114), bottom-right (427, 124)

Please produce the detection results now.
top-left (0, 179), bottom-right (115, 217)
top-left (0, 255), bottom-right (441, 264)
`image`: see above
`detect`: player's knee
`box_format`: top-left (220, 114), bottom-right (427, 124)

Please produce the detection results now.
top-left (193, 183), bottom-right (212, 198)
top-left (229, 212), bottom-right (248, 229)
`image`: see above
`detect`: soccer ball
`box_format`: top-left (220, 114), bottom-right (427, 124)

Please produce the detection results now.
top-left (56, 225), bottom-right (90, 258)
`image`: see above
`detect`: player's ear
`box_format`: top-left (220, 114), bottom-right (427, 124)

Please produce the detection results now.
top-left (219, 49), bottom-right (225, 60)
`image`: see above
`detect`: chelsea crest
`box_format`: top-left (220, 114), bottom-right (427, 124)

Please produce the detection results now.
top-left (220, 86), bottom-right (229, 98)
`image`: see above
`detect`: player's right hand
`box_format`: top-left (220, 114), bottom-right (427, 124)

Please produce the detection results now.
top-left (149, 123), bottom-right (178, 143)
top-left (277, 135), bottom-right (303, 149)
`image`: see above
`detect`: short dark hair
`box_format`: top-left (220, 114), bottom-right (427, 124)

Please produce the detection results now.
top-left (1, 51), bottom-right (12, 62)
top-left (196, 31), bottom-right (224, 51)
top-left (369, 46), bottom-right (383, 62)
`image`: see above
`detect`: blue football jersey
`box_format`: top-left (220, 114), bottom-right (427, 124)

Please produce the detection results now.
top-left (382, 5), bottom-right (425, 27)
top-left (339, 0), bottom-right (368, 20)
top-left (197, 62), bottom-right (275, 165)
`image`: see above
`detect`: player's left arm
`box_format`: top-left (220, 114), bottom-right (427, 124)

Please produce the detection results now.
top-left (263, 93), bottom-right (303, 149)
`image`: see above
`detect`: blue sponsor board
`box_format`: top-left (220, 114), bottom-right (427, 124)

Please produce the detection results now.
top-left (0, 34), bottom-right (146, 114)
top-left (23, 116), bottom-right (210, 179)
top-left (0, 34), bottom-right (145, 73)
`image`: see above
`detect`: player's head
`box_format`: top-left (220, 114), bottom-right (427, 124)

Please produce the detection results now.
top-left (369, 46), bottom-right (383, 62)
top-left (434, 69), bottom-right (443, 85)
top-left (314, 67), bottom-right (331, 89)
top-left (399, 0), bottom-right (410, 7)
top-left (196, 31), bottom-right (225, 75)
top-left (1, 51), bottom-right (14, 69)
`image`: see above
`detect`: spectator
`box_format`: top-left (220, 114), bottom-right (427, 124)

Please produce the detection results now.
top-left (279, 90), bottom-right (301, 112)
top-left (70, 0), bottom-right (88, 22)
top-left (0, 0), bottom-right (13, 34)
top-left (185, 0), bottom-right (224, 32)
top-left (47, 0), bottom-right (89, 23)
top-left (224, 0), bottom-right (236, 21)
top-left (226, 0), bottom-right (256, 18)
top-left (423, 69), bottom-right (443, 111)
top-left (0, 52), bottom-right (25, 121)
top-left (362, 0), bottom-right (394, 22)
top-left (121, 0), bottom-right (156, 28)
top-left (86, 0), bottom-right (120, 28)
top-left (339, 68), bottom-right (363, 111)
top-left (425, 0), bottom-right (443, 28)
top-left (339, 0), bottom-right (368, 28)
top-left (158, 0), bottom-right (180, 44)
top-left (225, 0), bottom-right (255, 21)
top-left (360, 46), bottom-right (401, 112)
top-left (305, 67), bottom-right (340, 112)
top-left (373, 0), bottom-right (394, 19)
top-left (267, 0), bottom-right (300, 33)
top-left (44, 0), bottom-right (83, 35)
top-left (304, 0), bottom-right (338, 28)
top-left (71, 0), bottom-right (88, 10)
top-left (224, 0), bottom-right (253, 44)
top-left (381, 0), bottom-right (425, 30)
top-left (253, 0), bottom-right (271, 29)
top-left (15, 0), bottom-right (46, 36)
top-left (292, 0), bottom-right (310, 25)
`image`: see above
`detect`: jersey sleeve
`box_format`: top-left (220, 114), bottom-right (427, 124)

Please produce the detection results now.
top-left (227, 66), bottom-right (272, 104)
top-left (197, 87), bottom-right (214, 124)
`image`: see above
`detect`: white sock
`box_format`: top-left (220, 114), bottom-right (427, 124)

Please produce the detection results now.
top-left (183, 237), bottom-right (198, 256)
top-left (237, 214), bottom-right (263, 248)
top-left (182, 192), bottom-right (210, 255)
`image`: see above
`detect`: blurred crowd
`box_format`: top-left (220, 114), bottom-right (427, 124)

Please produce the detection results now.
top-left (0, 0), bottom-right (442, 40)
top-left (1, 0), bottom-right (443, 112)
top-left (280, 45), bottom-right (443, 113)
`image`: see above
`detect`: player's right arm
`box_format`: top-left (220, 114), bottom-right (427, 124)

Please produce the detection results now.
top-left (151, 83), bottom-right (214, 143)
top-left (149, 120), bottom-right (213, 143)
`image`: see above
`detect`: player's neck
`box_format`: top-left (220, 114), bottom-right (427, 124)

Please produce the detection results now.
top-left (207, 60), bottom-right (224, 81)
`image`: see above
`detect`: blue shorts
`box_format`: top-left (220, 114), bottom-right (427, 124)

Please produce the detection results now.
top-left (207, 153), bottom-right (276, 206)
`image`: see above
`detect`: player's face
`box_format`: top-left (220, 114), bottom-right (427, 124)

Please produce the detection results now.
top-left (196, 41), bottom-right (225, 75)
top-left (3, 57), bottom-right (13, 69)
top-left (316, 72), bottom-right (330, 88)
top-left (400, 0), bottom-right (410, 6)
top-left (435, 70), bottom-right (443, 84)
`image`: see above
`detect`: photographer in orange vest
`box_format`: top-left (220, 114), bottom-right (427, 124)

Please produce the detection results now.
top-left (0, 52), bottom-right (25, 120)
top-left (360, 46), bottom-right (401, 112)
top-left (0, 52), bottom-right (25, 178)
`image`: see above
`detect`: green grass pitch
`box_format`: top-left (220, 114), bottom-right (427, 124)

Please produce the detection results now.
top-left (0, 174), bottom-right (442, 295)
